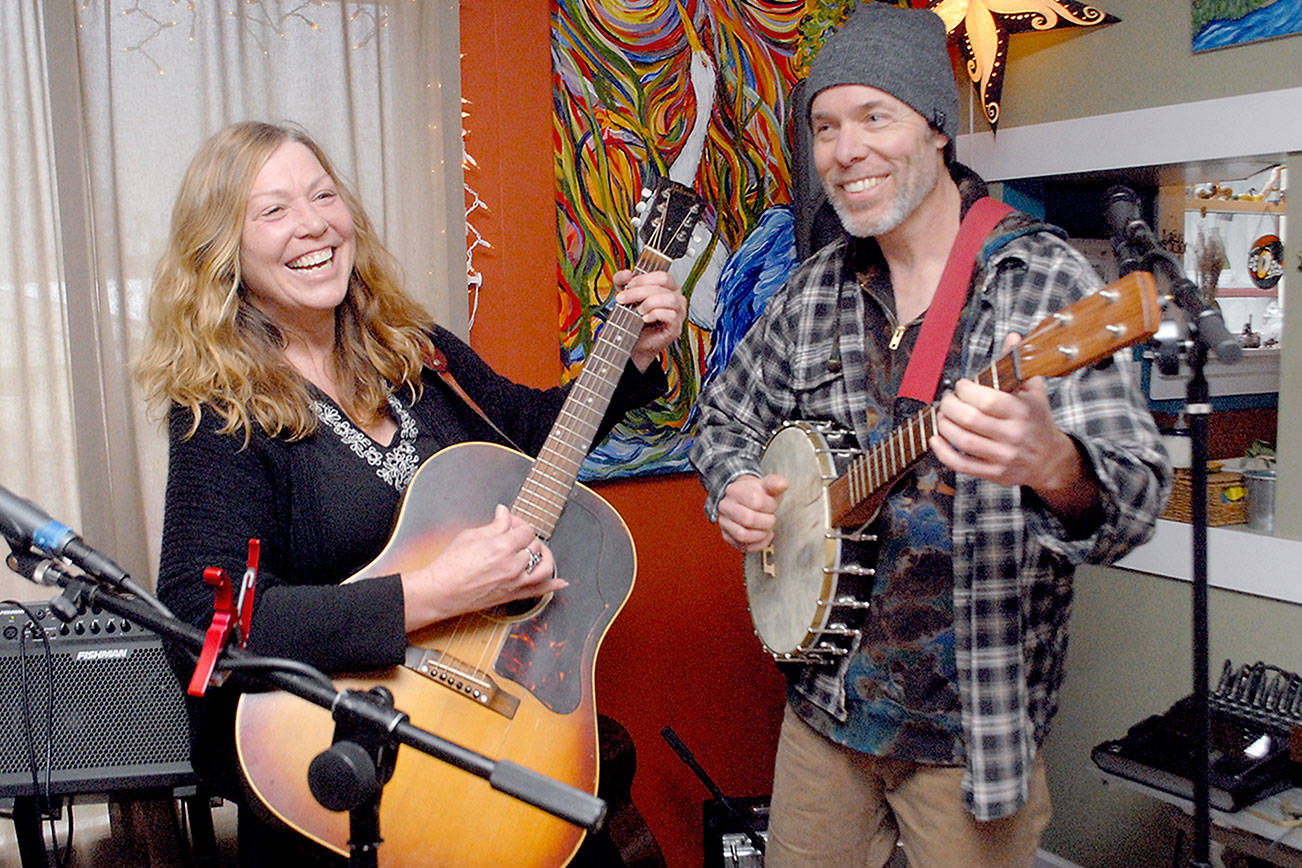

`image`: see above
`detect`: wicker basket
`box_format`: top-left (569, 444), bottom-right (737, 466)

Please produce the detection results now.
top-left (1161, 464), bottom-right (1248, 526)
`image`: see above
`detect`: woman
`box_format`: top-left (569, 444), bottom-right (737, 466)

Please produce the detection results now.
top-left (136, 121), bottom-right (685, 863)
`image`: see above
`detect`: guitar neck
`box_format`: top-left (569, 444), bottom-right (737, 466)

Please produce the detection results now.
top-left (511, 248), bottom-right (671, 537)
top-left (826, 270), bottom-right (1159, 528)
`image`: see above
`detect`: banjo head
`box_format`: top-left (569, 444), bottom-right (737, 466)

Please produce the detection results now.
top-left (744, 422), bottom-right (841, 658)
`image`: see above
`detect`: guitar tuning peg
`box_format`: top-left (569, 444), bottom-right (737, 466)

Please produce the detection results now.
top-left (634, 199), bottom-right (648, 215)
top-left (686, 245), bottom-right (698, 258)
top-left (640, 187), bottom-right (652, 199)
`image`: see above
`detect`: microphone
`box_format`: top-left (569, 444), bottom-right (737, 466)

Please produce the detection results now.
top-left (1104, 185), bottom-right (1146, 240)
top-left (0, 484), bottom-right (132, 585)
top-left (1104, 186), bottom-right (1241, 365)
top-left (0, 484), bottom-right (168, 617)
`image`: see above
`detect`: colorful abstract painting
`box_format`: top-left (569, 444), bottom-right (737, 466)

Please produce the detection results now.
top-left (552, 1), bottom-right (1123, 479)
top-left (554, 0), bottom-right (877, 480)
top-left (1192, 0), bottom-right (1302, 52)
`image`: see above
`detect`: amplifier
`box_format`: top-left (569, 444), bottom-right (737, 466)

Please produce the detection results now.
top-left (0, 600), bottom-right (196, 797)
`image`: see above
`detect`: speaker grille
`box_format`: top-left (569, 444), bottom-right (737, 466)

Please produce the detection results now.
top-left (0, 603), bottom-right (195, 796)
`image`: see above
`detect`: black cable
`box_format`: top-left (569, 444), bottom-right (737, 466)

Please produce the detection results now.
top-left (207, 655), bottom-right (337, 690)
top-left (4, 598), bottom-right (61, 868)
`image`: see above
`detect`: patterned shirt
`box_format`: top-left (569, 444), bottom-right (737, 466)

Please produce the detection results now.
top-left (789, 245), bottom-right (971, 764)
top-left (689, 166), bottom-right (1170, 820)
top-left (311, 392), bottom-right (425, 492)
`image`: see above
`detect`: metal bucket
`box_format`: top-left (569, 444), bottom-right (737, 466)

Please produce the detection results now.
top-left (1242, 469), bottom-right (1275, 533)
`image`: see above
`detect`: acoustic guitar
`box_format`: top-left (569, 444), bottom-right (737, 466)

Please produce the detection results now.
top-left (233, 180), bottom-right (702, 866)
top-left (745, 271), bottom-right (1161, 663)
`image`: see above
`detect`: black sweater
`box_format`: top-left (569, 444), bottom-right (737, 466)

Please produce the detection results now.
top-left (157, 324), bottom-right (666, 797)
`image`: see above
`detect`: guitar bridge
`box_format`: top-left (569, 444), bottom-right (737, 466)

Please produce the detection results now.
top-left (405, 646), bottom-right (520, 719)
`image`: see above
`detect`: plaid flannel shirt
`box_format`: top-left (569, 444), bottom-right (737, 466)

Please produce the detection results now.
top-left (690, 182), bottom-right (1170, 821)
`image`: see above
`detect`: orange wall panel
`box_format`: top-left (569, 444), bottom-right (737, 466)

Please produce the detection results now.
top-left (460, 5), bottom-right (785, 864)
top-left (592, 473), bottom-right (786, 866)
top-left (460, 1), bottom-right (561, 387)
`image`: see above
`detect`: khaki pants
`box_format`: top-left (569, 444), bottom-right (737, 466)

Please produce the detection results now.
top-left (765, 705), bottom-right (1052, 868)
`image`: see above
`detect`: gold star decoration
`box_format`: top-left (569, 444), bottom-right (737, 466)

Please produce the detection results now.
top-left (927, 0), bottom-right (1117, 132)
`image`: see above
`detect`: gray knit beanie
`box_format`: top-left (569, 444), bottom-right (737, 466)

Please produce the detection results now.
top-left (804, 2), bottom-right (958, 141)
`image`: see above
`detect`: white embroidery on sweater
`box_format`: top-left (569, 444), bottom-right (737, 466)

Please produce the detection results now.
top-left (312, 395), bottom-right (420, 492)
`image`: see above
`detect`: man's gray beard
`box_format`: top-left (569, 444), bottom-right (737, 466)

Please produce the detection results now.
top-left (830, 192), bottom-right (909, 238)
top-left (826, 157), bottom-right (942, 239)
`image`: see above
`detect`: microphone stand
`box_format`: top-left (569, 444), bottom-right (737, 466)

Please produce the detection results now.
top-left (1109, 195), bottom-right (1240, 868)
top-left (1162, 323), bottom-right (1215, 868)
top-left (4, 553), bottom-right (607, 866)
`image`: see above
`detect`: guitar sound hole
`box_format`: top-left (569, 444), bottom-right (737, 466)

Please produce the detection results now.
top-left (488, 592), bottom-right (551, 621)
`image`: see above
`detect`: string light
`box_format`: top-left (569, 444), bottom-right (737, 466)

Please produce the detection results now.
top-left (116, 0), bottom-right (181, 75)
top-left (88, 1), bottom-right (387, 70)
top-left (463, 95), bottom-right (492, 330)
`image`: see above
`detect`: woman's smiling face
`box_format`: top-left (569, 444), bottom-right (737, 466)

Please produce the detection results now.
top-left (239, 140), bottom-right (356, 335)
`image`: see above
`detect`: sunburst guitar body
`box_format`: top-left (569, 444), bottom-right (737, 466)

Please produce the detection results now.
top-left (233, 179), bottom-right (703, 866)
top-left (236, 443), bottom-right (631, 866)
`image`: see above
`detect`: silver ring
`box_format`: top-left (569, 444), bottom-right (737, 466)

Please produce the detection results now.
top-left (524, 548), bottom-right (542, 574)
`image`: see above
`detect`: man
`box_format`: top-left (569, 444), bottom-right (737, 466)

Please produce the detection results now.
top-left (689, 4), bottom-right (1170, 866)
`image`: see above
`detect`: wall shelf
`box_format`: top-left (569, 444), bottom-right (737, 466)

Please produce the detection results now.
top-left (1185, 197), bottom-right (1285, 215)
top-left (1215, 287), bottom-right (1279, 298)
top-left (1117, 519), bottom-right (1302, 606)
top-left (1144, 346), bottom-right (1280, 402)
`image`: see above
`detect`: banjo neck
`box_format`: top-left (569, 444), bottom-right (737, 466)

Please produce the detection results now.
top-left (825, 353), bottom-right (1019, 528)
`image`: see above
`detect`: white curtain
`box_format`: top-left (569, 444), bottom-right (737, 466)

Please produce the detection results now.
top-left (0, 0), bottom-right (465, 603)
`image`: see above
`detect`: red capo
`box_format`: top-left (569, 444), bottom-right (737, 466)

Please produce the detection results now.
top-left (188, 539), bottom-right (260, 697)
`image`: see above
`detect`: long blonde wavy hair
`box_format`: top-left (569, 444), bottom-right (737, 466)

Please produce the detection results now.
top-left (136, 121), bottom-right (436, 441)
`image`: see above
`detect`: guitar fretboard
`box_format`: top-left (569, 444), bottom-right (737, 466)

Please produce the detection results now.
top-left (512, 248), bottom-right (672, 537)
top-left (828, 271), bottom-right (1158, 528)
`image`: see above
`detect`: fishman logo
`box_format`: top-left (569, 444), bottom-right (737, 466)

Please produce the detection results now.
top-left (76, 649), bottom-right (131, 661)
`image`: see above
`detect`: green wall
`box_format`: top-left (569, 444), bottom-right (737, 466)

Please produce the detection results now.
top-left (969, 0), bottom-right (1301, 132)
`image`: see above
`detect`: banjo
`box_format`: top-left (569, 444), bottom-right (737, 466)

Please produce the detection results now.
top-left (745, 270), bottom-right (1161, 663)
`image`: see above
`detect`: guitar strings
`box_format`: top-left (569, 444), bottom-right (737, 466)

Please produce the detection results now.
top-left (442, 191), bottom-right (695, 705)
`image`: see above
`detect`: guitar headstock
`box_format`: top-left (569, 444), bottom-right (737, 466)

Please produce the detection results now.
top-left (1010, 270), bottom-right (1161, 382)
top-left (632, 179), bottom-right (704, 265)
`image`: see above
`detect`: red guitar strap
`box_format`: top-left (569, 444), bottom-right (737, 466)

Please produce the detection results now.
top-left (896, 196), bottom-right (1013, 403)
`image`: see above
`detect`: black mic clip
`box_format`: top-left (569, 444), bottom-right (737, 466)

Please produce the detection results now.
top-left (4, 543), bottom-right (84, 622)
top-left (50, 583), bottom-right (89, 623)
